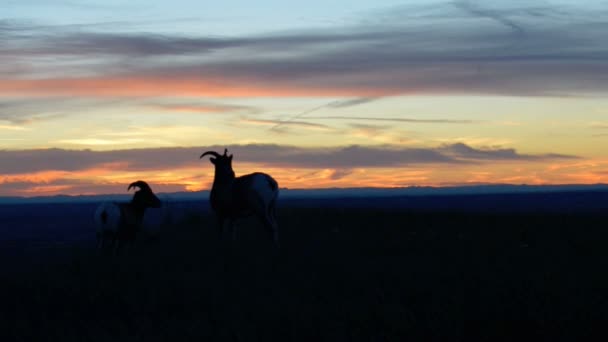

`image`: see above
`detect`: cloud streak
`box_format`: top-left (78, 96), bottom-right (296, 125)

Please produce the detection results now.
top-left (0, 143), bottom-right (578, 175)
top-left (240, 118), bottom-right (332, 131)
top-left (146, 102), bottom-right (257, 114)
top-left (307, 116), bottom-right (478, 124)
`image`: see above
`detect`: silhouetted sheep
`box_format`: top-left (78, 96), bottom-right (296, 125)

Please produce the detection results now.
top-left (200, 149), bottom-right (280, 247)
top-left (94, 180), bottom-right (161, 253)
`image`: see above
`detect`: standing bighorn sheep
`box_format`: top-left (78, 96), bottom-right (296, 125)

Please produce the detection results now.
top-left (200, 149), bottom-right (280, 247)
top-left (94, 180), bottom-right (161, 253)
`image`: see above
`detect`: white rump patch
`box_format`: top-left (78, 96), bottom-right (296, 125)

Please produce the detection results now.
top-left (250, 174), bottom-right (277, 205)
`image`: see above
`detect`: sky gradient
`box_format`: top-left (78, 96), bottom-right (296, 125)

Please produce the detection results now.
top-left (1, 0), bottom-right (608, 196)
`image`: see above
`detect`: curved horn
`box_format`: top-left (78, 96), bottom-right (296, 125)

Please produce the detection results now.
top-left (200, 151), bottom-right (221, 159)
top-left (128, 180), bottom-right (150, 191)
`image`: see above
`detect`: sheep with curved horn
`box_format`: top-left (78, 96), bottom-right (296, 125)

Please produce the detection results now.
top-left (94, 180), bottom-right (161, 253)
top-left (200, 148), bottom-right (280, 247)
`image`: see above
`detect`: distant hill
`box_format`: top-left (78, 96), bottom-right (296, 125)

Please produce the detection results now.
top-left (1, 184), bottom-right (608, 204)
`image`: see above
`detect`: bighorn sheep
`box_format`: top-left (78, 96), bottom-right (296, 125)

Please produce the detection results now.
top-left (94, 180), bottom-right (161, 252)
top-left (200, 149), bottom-right (280, 246)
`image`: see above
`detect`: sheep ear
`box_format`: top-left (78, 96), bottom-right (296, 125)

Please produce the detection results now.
top-left (228, 154), bottom-right (233, 161)
top-left (210, 157), bottom-right (217, 164)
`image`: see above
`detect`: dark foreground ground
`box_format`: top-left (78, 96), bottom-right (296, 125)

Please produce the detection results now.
top-left (0, 204), bottom-right (607, 341)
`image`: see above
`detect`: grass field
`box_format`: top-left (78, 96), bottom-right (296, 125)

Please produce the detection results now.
top-left (0, 206), bottom-right (607, 341)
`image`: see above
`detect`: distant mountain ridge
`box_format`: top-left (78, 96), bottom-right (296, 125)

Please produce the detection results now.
top-left (1, 184), bottom-right (608, 204)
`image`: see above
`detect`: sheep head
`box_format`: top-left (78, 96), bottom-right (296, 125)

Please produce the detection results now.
top-left (200, 149), bottom-right (235, 180)
top-left (128, 180), bottom-right (161, 208)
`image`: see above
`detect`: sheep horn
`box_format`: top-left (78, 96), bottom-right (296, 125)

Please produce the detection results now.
top-left (128, 180), bottom-right (150, 191)
top-left (200, 151), bottom-right (221, 159)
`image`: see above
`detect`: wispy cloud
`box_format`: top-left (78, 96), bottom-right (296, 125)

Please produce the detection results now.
top-left (307, 116), bottom-right (478, 124)
top-left (56, 138), bottom-right (147, 146)
top-left (0, 97), bottom-right (126, 124)
top-left (240, 118), bottom-right (333, 131)
top-left (326, 97), bottom-right (379, 108)
top-left (453, 0), bottom-right (526, 37)
top-left (348, 123), bottom-right (391, 136)
top-left (267, 97), bottom-right (382, 132)
top-left (146, 102), bottom-right (258, 114)
top-left (0, 124), bottom-right (28, 131)
top-left (590, 122), bottom-right (608, 129)
top-left (328, 169), bottom-right (354, 180)
top-left (589, 122), bottom-right (608, 137)
top-left (0, 172), bottom-right (194, 196)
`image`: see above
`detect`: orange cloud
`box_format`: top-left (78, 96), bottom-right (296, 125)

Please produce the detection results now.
top-left (1, 158), bottom-right (607, 197)
top-left (0, 77), bottom-right (394, 98)
top-left (21, 185), bottom-right (73, 195)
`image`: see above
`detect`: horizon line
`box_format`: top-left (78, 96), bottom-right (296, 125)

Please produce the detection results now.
top-left (2, 183), bottom-right (608, 202)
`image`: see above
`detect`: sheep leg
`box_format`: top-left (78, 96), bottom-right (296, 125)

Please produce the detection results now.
top-left (267, 200), bottom-right (279, 248)
top-left (230, 220), bottom-right (238, 241)
top-left (96, 232), bottom-right (104, 250)
top-left (252, 195), bottom-right (280, 247)
top-left (257, 211), bottom-right (279, 248)
top-left (216, 215), bottom-right (225, 240)
top-left (266, 215), bottom-right (279, 247)
top-left (123, 239), bottom-right (132, 256)
top-left (112, 236), bottom-right (121, 256)
top-left (271, 222), bottom-right (280, 248)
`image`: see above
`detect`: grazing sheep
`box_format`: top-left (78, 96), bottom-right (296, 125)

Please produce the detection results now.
top-left (94, 180), bottom-right (161, 253)
top-left (200, 149), bottom-right (280, 247)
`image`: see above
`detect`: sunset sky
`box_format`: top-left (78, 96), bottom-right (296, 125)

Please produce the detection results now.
top-left (1, 0), bottom-right (607, 196)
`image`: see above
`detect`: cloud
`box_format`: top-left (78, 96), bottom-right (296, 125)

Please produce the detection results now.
top-left (266, 97), bottom-right (473, 134)
top-left (259, 145), bottom-right (459, 168)
top-left (0, 143), bottom-right (579, 175)
top-left (590, 122), bottom-right (608, 129)
top-left (348, 123), bottom-right (391, 137)
top-left (307, 116), bottom-right (478, 124)
top-left (0, 124), bottom-right (27, 131)
top-left (440, 143), bottom-right (578, 161)
top-left (146, 102), bottom-right (258, 114)
top-left (266, 97), bottom-right (381, 132)
top-left (326, 97), bottom-right (379, 108)
top-left (0, 176), bottom-right (189, 196)
top-left (240, 118), bottom-right (333, 131)
top-left (56, 138), bottom-right (147, 146)
top-left (0, 97), bottom-right (125, 124)
top-left (2, 2), bottom-right (608, 97)
top-left (453, 0), bottom-right (525, 36)
top-left (590, 122), bottom-right (608, 136)
top-left (0, 143), bottom-right (593, 196)
top-left (328, 169), bottom-right (354, 180)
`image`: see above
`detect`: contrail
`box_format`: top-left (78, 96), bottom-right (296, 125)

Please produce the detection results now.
top-left (269, 97), bottom-right (379, 131)
top-left (269, 103), bottom-right (333, 132)
top-left (454, 0), bottom-right (525, 36)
